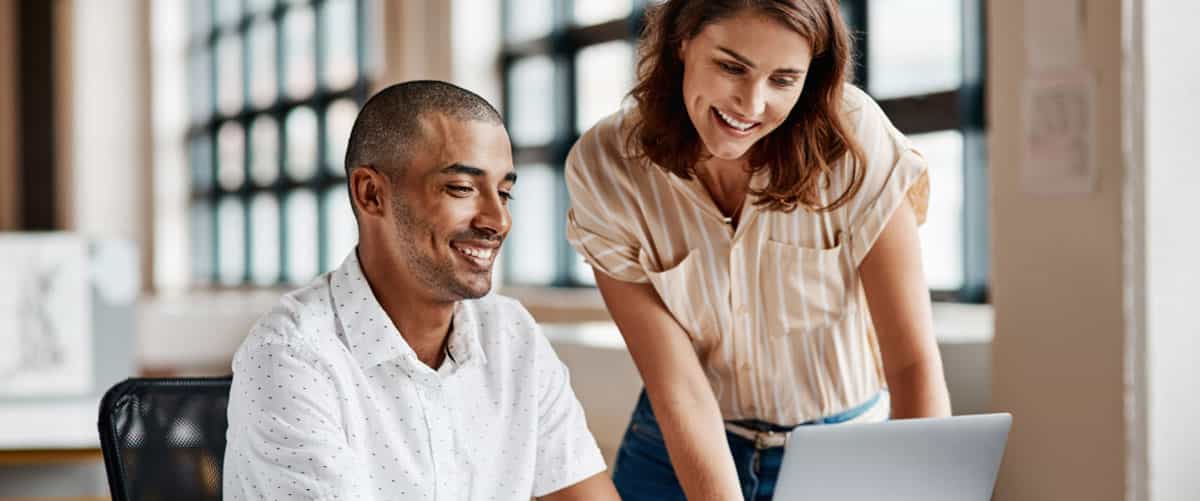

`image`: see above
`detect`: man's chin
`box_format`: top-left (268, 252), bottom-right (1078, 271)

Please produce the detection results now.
top-left (449, 273), bottom-right (492, 300)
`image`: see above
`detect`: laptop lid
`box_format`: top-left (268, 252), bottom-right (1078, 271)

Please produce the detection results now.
top-left (773, 413), bottom-right (1012, 501)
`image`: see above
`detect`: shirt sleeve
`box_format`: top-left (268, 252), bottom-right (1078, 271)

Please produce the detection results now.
top-left (223, 332), bottom-right (372, 501)
top-left (529, 327), bottom-right (607, 497)
top-left (564, 117), bottom-right (650, 284)
top-left (839, 88), bottom-right (931, 266)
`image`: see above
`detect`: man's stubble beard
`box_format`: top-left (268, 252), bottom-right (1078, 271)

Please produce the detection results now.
top-left (390, 197), bottom-right (490, 302)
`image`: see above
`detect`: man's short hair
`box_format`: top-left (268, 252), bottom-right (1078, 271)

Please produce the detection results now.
top-left (344, 80), bottom-right (503, 180)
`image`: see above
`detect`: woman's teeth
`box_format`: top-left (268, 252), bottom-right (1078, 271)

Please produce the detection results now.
top-left (716, 108), bottom-right (755, 131)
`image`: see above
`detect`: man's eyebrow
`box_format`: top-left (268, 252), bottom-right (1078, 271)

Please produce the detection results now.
top-left (440, 163), bottom-right (485, 176)
top-left (440, 163), bottom-right (518, 183)
top-left (717, 46), bottom-right (806, 74)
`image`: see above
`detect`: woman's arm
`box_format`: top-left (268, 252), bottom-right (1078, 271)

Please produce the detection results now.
top-left (859, 200), bottom-right (952, 418)
top-left (593, 270), bottom-right (744, 501)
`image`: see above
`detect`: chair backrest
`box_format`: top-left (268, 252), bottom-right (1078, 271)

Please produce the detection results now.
top-left (98, 376), bottom-right (232, 501)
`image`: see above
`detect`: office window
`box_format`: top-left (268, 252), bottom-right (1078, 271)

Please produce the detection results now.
top-left (184, 0), bottom-right (371, 287)
top-left (500, 0), bottom-right (987, 302)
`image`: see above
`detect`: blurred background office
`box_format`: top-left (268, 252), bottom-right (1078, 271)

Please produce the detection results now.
top-left (0, 0), bottom-right (1196, 500)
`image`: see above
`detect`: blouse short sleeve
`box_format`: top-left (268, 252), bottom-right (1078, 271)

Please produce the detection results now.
top-left (838, 87), bottom-right (931, 266)
top-left (564, 114), bottom-right (649, 284)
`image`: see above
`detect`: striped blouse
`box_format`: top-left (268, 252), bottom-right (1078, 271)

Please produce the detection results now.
top-left (564, 85), bottom-right (930, 425)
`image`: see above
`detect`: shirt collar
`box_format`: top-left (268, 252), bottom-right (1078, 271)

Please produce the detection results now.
top-left (661, 167), bottom-right (769, 230)
top-left (446, 300), bottom-right (488, 369)
top-left (330, 250), bottom-right (487, 375)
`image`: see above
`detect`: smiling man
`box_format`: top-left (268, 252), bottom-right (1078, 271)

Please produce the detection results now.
top-left (223, 81), bottom-right (617, 501)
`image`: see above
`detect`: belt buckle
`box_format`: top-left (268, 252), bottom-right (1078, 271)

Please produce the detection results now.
top-left (753, 429), bottom-right (786, 450)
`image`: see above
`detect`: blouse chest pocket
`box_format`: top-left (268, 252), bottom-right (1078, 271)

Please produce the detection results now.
top-left (640, 249), bottom-right (719, 351)
top-left (759, 236), bottom-right (855, 337)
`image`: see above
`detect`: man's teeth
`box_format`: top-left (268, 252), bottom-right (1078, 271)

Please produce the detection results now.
top-left (456, 246), bottom-right (494, 259)
top-left (716, 109), bottom-right (754, 131)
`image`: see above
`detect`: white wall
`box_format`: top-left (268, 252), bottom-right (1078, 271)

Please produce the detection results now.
top-left (65, 0), bottom-right (152, 288)
top-left (1144, 0), bottom-right (1200, 498)
top-left (989, 0), bottom-right (1131, 499)
top-left (378, 0), bottom-right (455, 88)
top-left (991, 0), bottom-right (1200, 500)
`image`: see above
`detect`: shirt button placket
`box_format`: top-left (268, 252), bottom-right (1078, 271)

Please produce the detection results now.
top-left (427, 381), bottom-right (457, 501)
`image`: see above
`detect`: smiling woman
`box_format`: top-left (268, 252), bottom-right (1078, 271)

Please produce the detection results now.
top-left (629, 0), bottom-right (867, 214)
top-left (563, 1), bottom-right (950, 500)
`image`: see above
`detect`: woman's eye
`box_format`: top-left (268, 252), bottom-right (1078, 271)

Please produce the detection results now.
top-left (771, 77), bottom-right (798, 87)
top-left (500, 191), bottom-right (515, 202)
top-left (718, 61), bottom-right (744, 74)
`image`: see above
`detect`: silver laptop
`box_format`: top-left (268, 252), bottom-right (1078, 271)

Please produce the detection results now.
top-left (773, 413), bottom-right (1011, 501)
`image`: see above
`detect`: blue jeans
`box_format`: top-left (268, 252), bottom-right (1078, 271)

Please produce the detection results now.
top-left (611, 390), bottom-right (884, 500)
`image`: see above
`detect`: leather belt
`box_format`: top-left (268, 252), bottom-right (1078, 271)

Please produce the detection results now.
top-left (723, 392), bottom-right (890, 449)
top-left (724, 421), bottom-right (790, 449)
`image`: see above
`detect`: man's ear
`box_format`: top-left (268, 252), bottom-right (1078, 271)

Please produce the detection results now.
top-left (349, 166), bottom-right (388, 218)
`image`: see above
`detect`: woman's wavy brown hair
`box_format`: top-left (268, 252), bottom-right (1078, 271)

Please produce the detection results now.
top-left (626, 0), bottom-right (866, 212)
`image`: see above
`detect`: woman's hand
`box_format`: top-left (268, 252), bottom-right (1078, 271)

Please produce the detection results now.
top-left (594, 270), bottom-right (745, 501)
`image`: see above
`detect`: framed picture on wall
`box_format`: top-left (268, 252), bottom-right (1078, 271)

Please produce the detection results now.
top-left (0, 233), bottom-right (137, 449)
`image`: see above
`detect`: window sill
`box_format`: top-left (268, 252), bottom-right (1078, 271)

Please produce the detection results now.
top-left (503, 285), bottom-right (994, 347)
top-left (137, 286), bottom-right (993, 373)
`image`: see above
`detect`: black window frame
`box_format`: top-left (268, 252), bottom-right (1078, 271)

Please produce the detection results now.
top-left (185, 0), bottom-right (372, 288)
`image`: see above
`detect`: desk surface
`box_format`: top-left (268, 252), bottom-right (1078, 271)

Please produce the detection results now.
top-left (0, 498), bottom-right (107, 501)
top-left (0, 449), bottom-right (102, 467)
top-left (0, 401), bottom-right (100, 450)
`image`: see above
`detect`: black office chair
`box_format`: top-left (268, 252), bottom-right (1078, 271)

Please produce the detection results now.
top-left (98, 376), bottom-right (232, 501)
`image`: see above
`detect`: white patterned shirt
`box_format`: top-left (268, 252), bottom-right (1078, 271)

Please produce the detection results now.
top-left (223, 251), bottom-right (606, 500)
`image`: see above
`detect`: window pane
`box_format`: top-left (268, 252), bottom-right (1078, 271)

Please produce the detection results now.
top-left (189, 134), bottom-right (213, 192)
top-left (215, 0), bottom-right (241, 27)
top-left (217, 122), bottom-right (245, 190)
top-left (506, 0), bottom-right (554, 42)
top-left (216, 34), bottom-right (243, 115)
top-left (868, 0), bottom-right (961, 99)
top-left (250, 193), bottom-right (281, 285)
top-left (321, 0), bottom-right (358, 89)
top-left (911, 130), bottom-right (964, 290)
top-left (283, 6), bottom-right (317, 99)
top-left (325, 99), bottom-right (358, 175)
top-left (570, 246), bottom-right (597, 286)
top-left (188, 0), bottom-right (212, 41)
top-left (217, 196), bottom-right (246, 285)
top-left (285, 106), bottom-right (318, 180)
top-left (505, 165), bottom-right (558, 285)
top-left (575, 40), bottom-right (634, 133)
top-left (250, 116), bottom-right (279, 186)
top-left (573, 0), bottom-right (631, 25)
top-left (190, 200), bottom-right (213, 282)
top-left (285, 190), bottom-right (319, 283)
top-left (508, 56), bottom-right (557, 146)
top-left (323, 185), bottom-right (358, 271)
top-left (188, 49), bottom-right (212, 123)
top-left (247, 0), bottom-right (275, 15)
top-left (248, 20), bottom-right (277, 108)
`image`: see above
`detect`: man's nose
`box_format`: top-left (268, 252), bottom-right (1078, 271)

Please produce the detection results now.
top-left (472, 190), bottom-right (511, 236)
